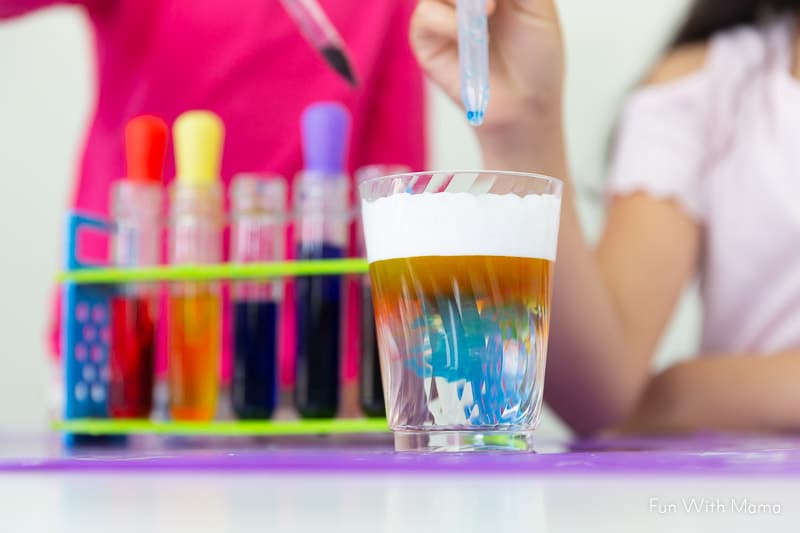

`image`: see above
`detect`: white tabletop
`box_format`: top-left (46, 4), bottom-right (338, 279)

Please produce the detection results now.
top-left (4, 472), bottom-right (800, 533)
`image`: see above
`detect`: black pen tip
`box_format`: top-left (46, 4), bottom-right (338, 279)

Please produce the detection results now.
top-left (320, 45), bottom-right (359, 87)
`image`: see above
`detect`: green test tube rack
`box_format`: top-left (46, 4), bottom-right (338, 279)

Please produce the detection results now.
top-left (53, 418), bottom-right (389, 437)
top-left (58, 258), bottom-right (389, 438)
top-left (57, 258), bottom-right (369, 285)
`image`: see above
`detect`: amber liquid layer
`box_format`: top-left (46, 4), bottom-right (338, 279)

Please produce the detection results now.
top-left (168, 284), bottom-right (221, 421)
top-left (370, 255), bottom-right (553, 430)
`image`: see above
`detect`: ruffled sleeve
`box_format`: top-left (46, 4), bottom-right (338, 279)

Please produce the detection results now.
top-left (607, 72), bottom-right (711, 220)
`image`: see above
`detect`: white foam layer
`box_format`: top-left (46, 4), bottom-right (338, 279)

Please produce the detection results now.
top-left (362, 193), bottom-right (561, 263)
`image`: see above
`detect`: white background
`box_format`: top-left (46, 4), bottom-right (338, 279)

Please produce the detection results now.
top-left (0, 0), bottom-right (696, 433)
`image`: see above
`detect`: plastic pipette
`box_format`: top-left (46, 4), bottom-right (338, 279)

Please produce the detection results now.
top-left (279, 0), bottom-right (358, 87)
top-left (457, 0), bottom-right (490, 126)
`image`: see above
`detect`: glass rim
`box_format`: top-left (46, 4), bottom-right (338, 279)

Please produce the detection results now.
top-left (357, 169), bottom-right (564, 191)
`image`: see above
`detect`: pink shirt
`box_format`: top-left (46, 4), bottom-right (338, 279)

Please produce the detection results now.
top-left (3, 0), bottom-right (426, 386)
top-left (609, 18), bottom-right (800, 355)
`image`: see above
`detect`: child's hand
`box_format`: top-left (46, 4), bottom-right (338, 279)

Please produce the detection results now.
top-left (410, 0), bottom-right (565, 137)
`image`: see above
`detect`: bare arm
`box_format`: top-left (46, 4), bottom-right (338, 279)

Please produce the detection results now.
top-left (480, 134), bottom-right (700, 435)
top-left (483, 46), bottom-right (707, 435)
top-left (411, 0), bottom-right (708, 434)
top-left (547, 46), bottom-right (709, 433)
top-left (620, 353), bottom-right (800, 434)
top-left (544, 193), bottom-right (700, 435)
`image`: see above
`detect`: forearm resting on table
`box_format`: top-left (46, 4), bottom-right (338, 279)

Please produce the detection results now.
top-left (622, 352), bottom-right (800, 435)
top-left (480, 124), bottom-right (650, 436)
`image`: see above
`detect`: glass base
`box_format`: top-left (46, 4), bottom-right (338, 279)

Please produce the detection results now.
top-left (393, 430), bottom-right (533, 453)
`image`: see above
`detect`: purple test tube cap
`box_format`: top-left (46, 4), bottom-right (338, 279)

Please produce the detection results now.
top-left (302, 102), bottom-right (351, 176)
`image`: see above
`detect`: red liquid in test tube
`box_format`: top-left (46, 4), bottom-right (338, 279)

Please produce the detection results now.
top-left (108, 115), bottom-right (167, 418)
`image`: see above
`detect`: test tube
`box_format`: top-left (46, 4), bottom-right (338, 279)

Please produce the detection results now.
top-left (109, 116), bottom-right (167, 418)
top-left (230, 174), bottom-right (287, 419)
top-left (294, 102), bottom-right (351, 419)
top-left (354, 165), bottom-right (409, 418)
top-left (168, 111), bottom-right (224, 421)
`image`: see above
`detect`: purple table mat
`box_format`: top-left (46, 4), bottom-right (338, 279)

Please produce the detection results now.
top-left (3, 433), bottom-right (800, 477)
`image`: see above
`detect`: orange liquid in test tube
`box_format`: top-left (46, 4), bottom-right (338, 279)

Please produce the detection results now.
top-left (168, 286), bottom-right (220, 420)
top-left (168, 111), bottom-right (224, 421)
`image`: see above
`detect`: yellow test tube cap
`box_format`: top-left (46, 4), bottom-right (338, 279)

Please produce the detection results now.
top-left (174, 110), bottom-right (225, 184)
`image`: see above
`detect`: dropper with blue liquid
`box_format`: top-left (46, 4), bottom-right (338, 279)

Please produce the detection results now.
top-left (457, 0), bottom-right (490, 126)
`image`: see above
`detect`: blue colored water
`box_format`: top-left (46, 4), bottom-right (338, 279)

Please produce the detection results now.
top-left (232, 300), bottom-right (279, 419)
top-left (466, 110), bottom-right (485, 126)
top-left (295, 243), bottom-right (343, 418)
top-left (406, 296), bottom-right (536, 426)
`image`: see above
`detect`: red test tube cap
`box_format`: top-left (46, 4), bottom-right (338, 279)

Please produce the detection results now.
top-left (125, 115), bottom-right (168, 183)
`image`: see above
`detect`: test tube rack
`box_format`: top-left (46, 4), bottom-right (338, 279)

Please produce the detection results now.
top-left (59, 211), bottom-right (387, 439)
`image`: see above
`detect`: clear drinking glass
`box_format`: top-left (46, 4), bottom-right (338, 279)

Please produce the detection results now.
top-left (355, 165), bottom-right (410, 418)
top-left (359, 171), bottom-right (563, 452)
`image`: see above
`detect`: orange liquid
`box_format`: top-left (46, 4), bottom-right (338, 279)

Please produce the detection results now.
top-left (370, 255), bottom-right (552, 313)
top-left (369, 255), bottom-right (553, 429)
top-left (168, 284), bottom-right (221, 421)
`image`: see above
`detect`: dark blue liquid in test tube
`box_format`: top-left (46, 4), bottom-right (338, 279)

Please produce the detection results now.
top-left (233, 300), bottom-right (279, 418)
top-left (295, 243), bottom-right (343, 418)
top-left (294, 102), bottom-right (352, 419)
top-left (359, 282), bottom-right (384, 417)
top-left (230, 174), bottom-right (286, 420)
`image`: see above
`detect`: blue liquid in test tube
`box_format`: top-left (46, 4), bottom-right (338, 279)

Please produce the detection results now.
top-left (294, 102), bottom-right (351, 419)
top-left (458, 0), bottom-right (490, 126)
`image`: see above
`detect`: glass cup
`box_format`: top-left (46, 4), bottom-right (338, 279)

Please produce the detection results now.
top-left (359, 171), bottom-right (563, 452)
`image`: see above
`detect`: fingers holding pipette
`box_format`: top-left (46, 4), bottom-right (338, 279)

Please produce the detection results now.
top-left (410, 1), bottom-right (461, 102)
top-left (411, 0), bottom-right (565, 131)
top-left (410, 0), bottom-right (498, 106)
